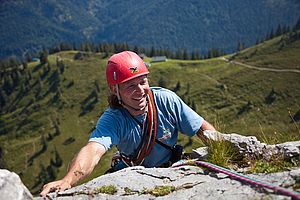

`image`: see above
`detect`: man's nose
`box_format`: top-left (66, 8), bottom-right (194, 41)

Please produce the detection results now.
top-left (136, 84), bottom-right (144, 93)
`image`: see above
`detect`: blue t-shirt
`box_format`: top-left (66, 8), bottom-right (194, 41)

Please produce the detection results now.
top-left (89, 87), bottom-right (203, 167)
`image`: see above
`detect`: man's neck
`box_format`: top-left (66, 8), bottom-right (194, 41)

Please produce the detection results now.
top-left (123, 103), bottom-right (147, 116)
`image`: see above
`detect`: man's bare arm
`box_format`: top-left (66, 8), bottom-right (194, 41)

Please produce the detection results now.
top-left (196, 119), bottom-right (217, 144)
top-left (40, 141), bottom-right (106, 197)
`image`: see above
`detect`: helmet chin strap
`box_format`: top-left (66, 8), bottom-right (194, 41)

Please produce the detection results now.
top-left (115, 84), bottom-right (148, 113)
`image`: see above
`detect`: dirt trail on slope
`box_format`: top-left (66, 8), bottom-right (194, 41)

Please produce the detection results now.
top-left (222, 57), bottom-right (300, 74)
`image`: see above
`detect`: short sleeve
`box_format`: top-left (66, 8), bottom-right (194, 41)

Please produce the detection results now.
top-left (89, 110), bottom-right (120, 151)
top-left (172, 94), bottom-right (203, 136)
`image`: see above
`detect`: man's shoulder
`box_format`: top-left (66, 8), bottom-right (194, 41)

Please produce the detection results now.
top-left (151, 87), bottom-right (179, 104)
top-left (151, 87), bottom-right (176, 96)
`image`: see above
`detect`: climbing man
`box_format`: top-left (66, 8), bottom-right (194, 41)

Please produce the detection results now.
top-left (40, 51), bottom-right (216, 197)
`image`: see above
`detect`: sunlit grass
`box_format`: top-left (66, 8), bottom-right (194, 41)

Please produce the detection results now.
top-left (206, 137), bottom-right (241, 168)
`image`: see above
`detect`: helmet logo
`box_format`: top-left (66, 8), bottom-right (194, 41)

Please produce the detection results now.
top-left (130, 67), bottom-right (139, 74)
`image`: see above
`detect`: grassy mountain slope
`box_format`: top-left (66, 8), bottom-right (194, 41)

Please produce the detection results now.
top-left (0, 32), bottom-right (300, 195)
top-left (233, 30), bottom-right (300, 70)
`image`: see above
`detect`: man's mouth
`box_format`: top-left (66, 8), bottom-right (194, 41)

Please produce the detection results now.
top-left (133, 94), bottom-right (147, 101)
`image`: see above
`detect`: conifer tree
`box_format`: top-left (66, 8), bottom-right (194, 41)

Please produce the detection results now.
top-left (293, 16), bottom-right (300, 31)
top-left (164, 48), bottom-right (173, 58)
top-left (0, 89), bottom-right (6, 108)
top-left (267, 28), bottom-right (274, 40)
top-left (0, 146), bottom-right (6, 168)
top-left (255, 38), bottom-right (260, 45)
top-left (46, 164), bottom-right (57, 181)
top-left (40, 134), bottom-right (48, 152)
top-left (236, 42), bottom-right (245, 52)
top-left (56, 57), bottom-right (65, 74)
top-left (39, 50), bottom-right (49, 65)
top-left (174, 81), bottom-right (181, 92)
top-left (51, 148), bottom-right (63, 167)
top-left (183, 49), bottom-right (189, 60)
top-left (11, 70), bottom-right (20, 86)
top-left (37, 164), bottom-right (48, 184)
top-left (8, 56), bottom-right (20, 68)
top-left (35, 78), bottom-right (43, 99)
top-left (150, 46), bottom-right (156, 57)
top-left (24, 51), bottom-right (32, 63)
top-left (3, 75), bottom-right (14, 95)
top-left (275, 24), bottom-right (283, 36)
top-left (175, 49), bottom-right (184, 59)
top-left (191, 51), bottom-right (200, 60)
top-left (191, 100), bottom-right (197, 112)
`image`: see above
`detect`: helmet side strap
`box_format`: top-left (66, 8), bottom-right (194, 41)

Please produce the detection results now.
top-left (115, 84), bottom-right (122, 105)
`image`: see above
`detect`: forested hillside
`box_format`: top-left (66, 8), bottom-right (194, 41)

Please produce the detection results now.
top-left (1, 0), bottom-right (299, 59)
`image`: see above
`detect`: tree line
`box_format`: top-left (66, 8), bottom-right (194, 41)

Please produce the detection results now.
top-left (1, 18), bottom-right (300, 73)
top-left (0, 41), bottom-right (227, 72)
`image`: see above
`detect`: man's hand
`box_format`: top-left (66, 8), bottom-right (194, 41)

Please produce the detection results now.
top-left (196, 120), bottom-right (221, 145)
top-left (203, 130), bottom-right (223, 141)
top-left (40, 179), bottom-right (71, 197)
top-left (197, 130), bottom-right (224, 145)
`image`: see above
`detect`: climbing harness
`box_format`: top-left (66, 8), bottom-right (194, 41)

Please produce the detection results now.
top-left (172, 160), bottom-right (300, 200)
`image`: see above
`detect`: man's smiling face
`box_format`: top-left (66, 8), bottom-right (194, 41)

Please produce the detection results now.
top-left (118, 75), bottom-right (150, 116)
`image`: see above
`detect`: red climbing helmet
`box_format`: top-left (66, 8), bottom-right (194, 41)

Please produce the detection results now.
top-left (106, 51), bottom-right (149, 86)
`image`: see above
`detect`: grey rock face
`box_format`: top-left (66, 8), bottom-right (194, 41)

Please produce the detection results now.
top-left (204, 131), bottom-right (300, 161)
top-left (0, 169), bottom-right (33, 200)
top-left (33, 166), bottom-right (300, 200)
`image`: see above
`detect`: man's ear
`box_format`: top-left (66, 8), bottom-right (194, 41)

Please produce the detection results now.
top-left (110, 85), bottom-right (117, 95)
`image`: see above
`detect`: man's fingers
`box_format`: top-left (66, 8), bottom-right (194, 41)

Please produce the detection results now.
top-left (40, 184), bottom-right (59, 197)
top-left (40, 187), bottom-right (51, 197)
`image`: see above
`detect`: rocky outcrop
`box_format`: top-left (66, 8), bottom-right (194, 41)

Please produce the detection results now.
top-left (1, 132), bottom-right (300, 200)
top-left (223, 133), bottom-right (300, 161)
top-left (32, 166), bottom-right (300, 200)
top-left (202, 131), bottom-right (300, 161)
top-left (0, 169), bottom-right (33, 200)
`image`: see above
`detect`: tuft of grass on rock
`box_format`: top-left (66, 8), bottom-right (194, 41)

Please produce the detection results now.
top-left (206, 138), bottom-right (241, 168)
top-left (123, 187), bottom-right (137, 195)
top-left (93, 184), bottom-right (117, 195)
top-left (293, 176), bottom-right (300, 190)
top-left (141, 185), bottom-right (176, 197)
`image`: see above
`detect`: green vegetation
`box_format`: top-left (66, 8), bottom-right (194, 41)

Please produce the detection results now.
top-left (233, 30), bottom-right (300, 70)
top-left (206, 139), bottom-right (241, 168)
top-left (0, 30), bottom-right (299, 195)
top-left (93, 185), bottom-right (118, 195)
top-left (205, 137), bottom-right (297, 173)
top-left (293, 176), bottom-right (300, 190)
top-left (123, 187), bottom-right (137, 195)
top-left (249, 158), bottom-right (294, 174)
top-left (141, 186), bottom-right (175, 197)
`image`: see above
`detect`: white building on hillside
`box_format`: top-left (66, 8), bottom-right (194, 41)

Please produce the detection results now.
top-left (151, 56), bottom-right (167, 63)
